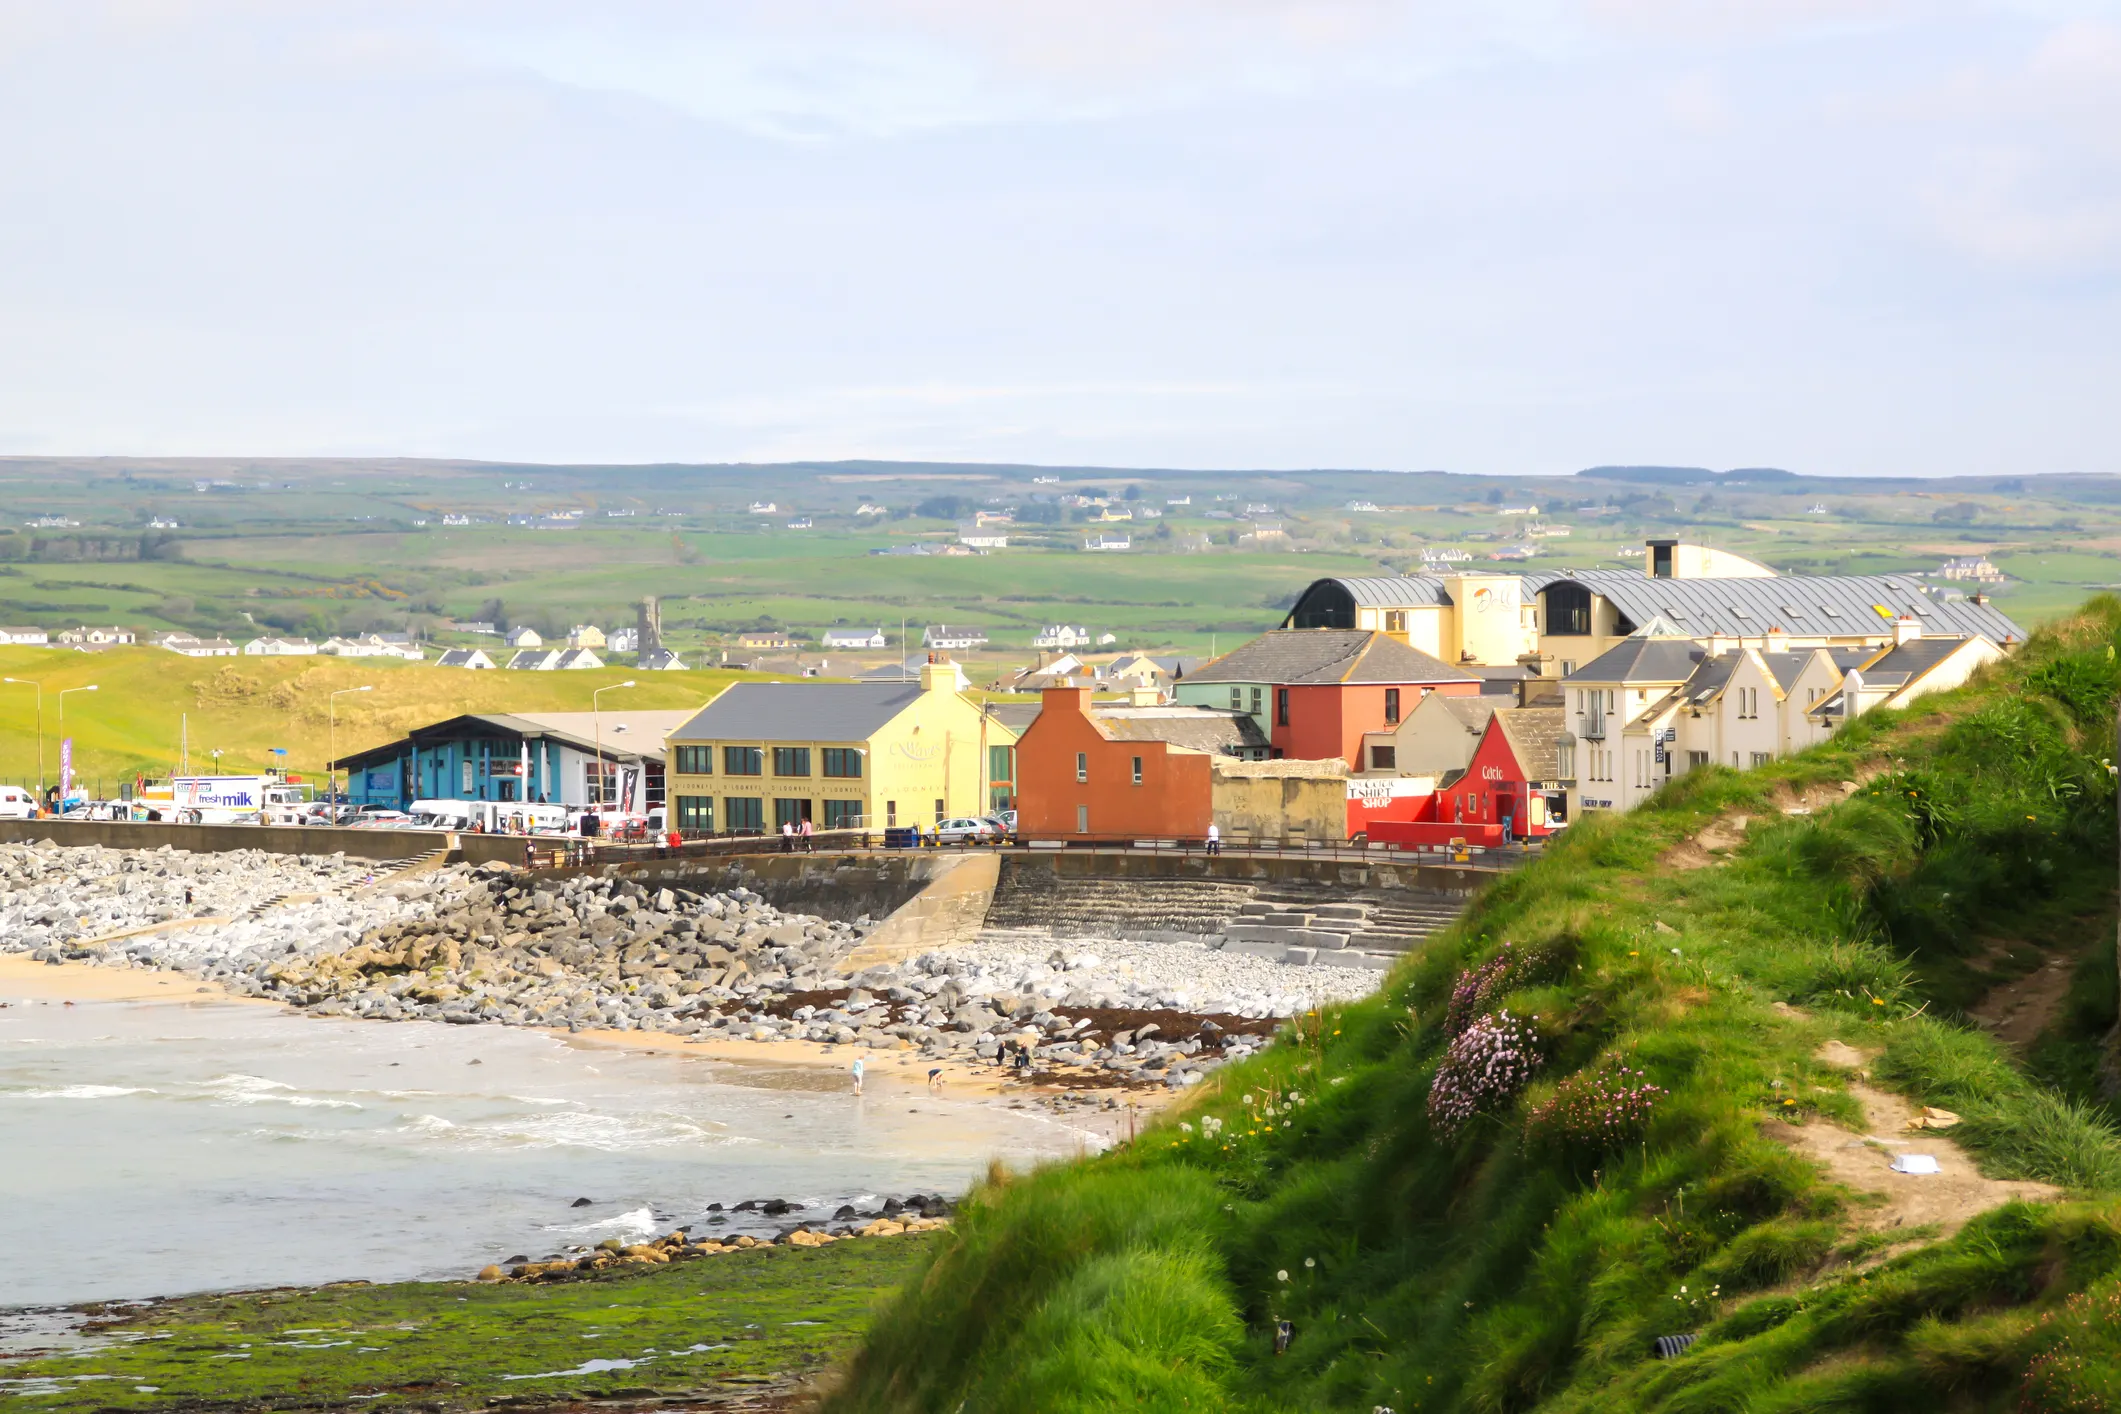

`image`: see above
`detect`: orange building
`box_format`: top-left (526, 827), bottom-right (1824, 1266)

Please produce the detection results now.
top-left (1015, 686), bottom-right (1268, 838)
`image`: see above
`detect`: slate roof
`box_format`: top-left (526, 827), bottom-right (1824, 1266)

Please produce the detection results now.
top-left (1759, 646), bottom-right (1868, 691)
top-left (1187, 629), bottom-right (1479, 687)
top-left (1092, 706), bottom-right (1270, 755)
top-left (1563, 635), bottom-right (1707, 685)
top-left (1491, 707), bottom-right (1567, 780)
top-left (1526, 570), bottom-right (2024, 643)
top-left (671, 683), bottom-right (925, 743)
top-left (1852, 635), bottom-right (1974, 687)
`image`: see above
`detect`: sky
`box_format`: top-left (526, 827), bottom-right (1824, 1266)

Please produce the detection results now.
top-left (0, 0), bottom-right (2114, 477)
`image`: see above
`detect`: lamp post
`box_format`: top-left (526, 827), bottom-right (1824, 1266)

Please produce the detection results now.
top-left (2, 678), bottom-right (42, 797)
top-left (591, 680), bottom-right (637, 811)
top-left (328, 685), bottom-right (374, 806)
top-left (57, 684), bottom-right (97, 805)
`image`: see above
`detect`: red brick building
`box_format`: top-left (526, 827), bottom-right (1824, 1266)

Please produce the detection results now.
top-left (1014, 687), bottom-right (1269, 838)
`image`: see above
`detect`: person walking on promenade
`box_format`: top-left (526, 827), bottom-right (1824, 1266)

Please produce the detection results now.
top-left (780, 818), bottom-right (795, 853)
top-left (799, 815), bottom-right (815, 853)
top-left (1206, 822), bottom-right (1221, 856)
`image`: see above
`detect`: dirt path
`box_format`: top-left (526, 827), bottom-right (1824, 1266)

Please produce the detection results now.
top-left (1969, 951), bottom-right (2079, 1052)
top-left (1764, 1042), bottom-right (2058, 1242)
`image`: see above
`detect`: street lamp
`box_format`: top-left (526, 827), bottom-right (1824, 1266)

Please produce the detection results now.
top-left (328, 685), bottom-right (374, 805)
top-left (591, 680), bottom-right (637, 810)
top-left (2, 678), bottom-right (43, 797)
top-left (57, 685), bottom-right (97, 804)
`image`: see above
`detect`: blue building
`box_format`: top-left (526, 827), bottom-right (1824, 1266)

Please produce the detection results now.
top-left (330, 710), bottom-right (691, 813)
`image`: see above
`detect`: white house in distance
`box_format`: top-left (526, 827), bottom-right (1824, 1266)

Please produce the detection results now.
top-left (1939, 555), bottom-right (2006, 584)
top-left (1083, 533), bottom-right (1131, 551)
top-left (156, 633), bottom-right (238, 658)
top-left (1033, 624), bottom-right (1092, 650)
top-left (55, 625), bottom-right (135, 646)
top-left (321, 634), bottom-right (423, 660)
top-left (242, 636), bottom-right (317, 656)
top-left (822, 626), bottom-right (888, 650)
top-left (505, 626), bottom-right (543, 649)
top-left (434, 648), bottom-right (497, 670)
top-left (0, 626), bottom-right (49, 646)
top-left (958, 526), bottom-right (1009, 549)
top-left (924, 625), bottom-right (989, 651)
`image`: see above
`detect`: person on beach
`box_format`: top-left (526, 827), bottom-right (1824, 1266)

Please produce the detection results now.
top-left (850, 1056), bottom-right (865, 1096)
top-left (927, 1067), bottom-right (943, 1091)
top-left (1206, 822), bottom-right (1221, 855)
top-left (799, 815), bottom-right (815, 852)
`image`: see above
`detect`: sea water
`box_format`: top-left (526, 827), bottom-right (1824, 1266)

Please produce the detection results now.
top-left (0, 995), bottom-right (1098, 1307)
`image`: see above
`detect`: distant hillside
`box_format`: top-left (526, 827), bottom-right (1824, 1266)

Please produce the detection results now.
top-left (824, 599), bottom-right (2121, 1412)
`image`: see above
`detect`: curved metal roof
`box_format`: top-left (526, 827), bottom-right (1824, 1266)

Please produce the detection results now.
top-left (1530, 570), bottom-right (2024, 643)
top-left (1327, 575), bottom-right (1455, 608)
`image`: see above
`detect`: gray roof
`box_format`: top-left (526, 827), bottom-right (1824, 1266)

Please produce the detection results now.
top-left (1852, 635), bottom-right (1974, 689)
top-left (672, 683), bottom-right (924, 743)
top-left (1564, 636), bottom-right (1707, 685)
top-left (1188, 630), bottom-right (1479, 686)
top-left (1093, 706), bottom-right (1270, 755)
top-left (1528, 570), bottom-right (2024, 643)
top-left (1321, 575), bottom-right (1454, 608)
top-left (1429, 696), bottom-right (1500, 733)
top-left (1492, 707), bottom-right (1567, 780)
top-left (1759, 646), bottom-right (1868, 692)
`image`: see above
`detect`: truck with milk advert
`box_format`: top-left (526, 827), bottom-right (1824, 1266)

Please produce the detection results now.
top-left (169, 776), bottom-right (310, 825)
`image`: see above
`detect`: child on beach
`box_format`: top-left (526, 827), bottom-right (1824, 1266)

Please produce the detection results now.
top-left (850, 1057), bottom-right (865, 1096)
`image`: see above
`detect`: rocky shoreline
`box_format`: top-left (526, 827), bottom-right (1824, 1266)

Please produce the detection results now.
top-left (2, 839), bottom-right (1384, 1093)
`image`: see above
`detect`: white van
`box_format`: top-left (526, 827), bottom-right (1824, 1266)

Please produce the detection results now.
top-left (0, 785), bottom-right (39, 820)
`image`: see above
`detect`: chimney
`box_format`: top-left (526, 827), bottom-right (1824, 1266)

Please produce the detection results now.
top-left (1128, 683), bottom-right (1162, 707)
top-left (1893, 616), bottom-right (1923, 646)
top-left (1842, 667), bottom-right (1865, 718)
top-left (1764, 626), bottom-right (1789, 654)
top-left (919, 655), bottom-right (957, 692)
top-left (1707, 632), bottom-right (1733, 657)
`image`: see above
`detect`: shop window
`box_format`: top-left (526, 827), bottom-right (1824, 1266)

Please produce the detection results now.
top-left (823, 799), bottom-right (863, 828)
top-left (774, 797), bottom-right (810, 828)
top-left (675, 796), bottom-right (714, 832)
top-left (723, 746), bottom-right (762, 776)
top-left (724, 796), bottom-right (763, 833)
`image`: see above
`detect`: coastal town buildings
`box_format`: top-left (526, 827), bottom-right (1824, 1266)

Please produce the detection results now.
top-left (1013, 684), bottom-right (1270, 838)
top-left (332, 708), bottom-right (691, 812)
top-left (662, 660), bottom-right (1017, 834)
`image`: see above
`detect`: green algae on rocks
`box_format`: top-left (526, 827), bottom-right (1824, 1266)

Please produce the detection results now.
top-left (1, 1237), bottom-right (931, 1412)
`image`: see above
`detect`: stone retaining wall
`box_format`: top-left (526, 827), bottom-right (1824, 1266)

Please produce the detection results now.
top-left (0, 818), bottom-right (447, 861)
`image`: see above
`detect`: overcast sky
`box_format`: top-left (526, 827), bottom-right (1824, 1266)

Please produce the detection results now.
top-left (0, 1), bottom-right (2114, 476)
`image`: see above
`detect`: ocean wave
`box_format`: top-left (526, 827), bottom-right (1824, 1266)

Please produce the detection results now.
top-left (388, 1109), bottom-right (724, 1153)
top-left (196, 1075), bottom-right (361, 1110)
top-left (550, 1206), bottom-right (659, 1238)
top-left (400, 1114), bottom-right (457, 1134)
top-left (2, 1084), bottom-right (155, 1100)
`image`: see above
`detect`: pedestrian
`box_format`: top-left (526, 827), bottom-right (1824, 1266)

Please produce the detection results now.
top-left (926, 1067), bottom-right (943, 1092)
top-left (780, 819), bottom-right (795, 854)
top-left (850, 1056), bottom-right (865, 1096)
top-left (523, 840), bottom-right (536, 870)
top-left (799, 815), bottom-right (815, 853)
top-left (1206, 821), bottom-right (1221, 856)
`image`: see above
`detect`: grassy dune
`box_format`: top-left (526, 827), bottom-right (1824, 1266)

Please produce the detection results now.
top-left (824, 600), bottom-right (2121, 1412)
top-left (0, 647), bottom-right (761, 791)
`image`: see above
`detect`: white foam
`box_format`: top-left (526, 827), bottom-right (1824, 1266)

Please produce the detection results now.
top-left (553, 1206), bottom-right (658, 1238)
top-left (3, 1085), bottom-right (154, 1100)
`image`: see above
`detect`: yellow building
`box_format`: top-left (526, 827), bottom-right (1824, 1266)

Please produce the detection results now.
top-left (663, 662), bottom-right (1018, 834)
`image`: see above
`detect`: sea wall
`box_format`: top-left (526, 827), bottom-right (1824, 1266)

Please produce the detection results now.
top-left (0, 818), bottom-right (446, 861)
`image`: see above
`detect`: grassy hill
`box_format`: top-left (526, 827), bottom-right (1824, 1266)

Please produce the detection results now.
top-left (822, 600), bottom-right (2121, 1412)
top-left (0, 646), bottom-right (763, 794)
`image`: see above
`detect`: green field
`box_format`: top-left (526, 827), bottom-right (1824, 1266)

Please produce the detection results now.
top-left (0, 646), bottom-right (765, 795)
top-left (3, 459), bottom-right (2114, 671)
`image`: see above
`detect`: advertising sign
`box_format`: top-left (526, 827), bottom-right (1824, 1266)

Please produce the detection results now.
top-left (59, 738), bottom-right (73, 802)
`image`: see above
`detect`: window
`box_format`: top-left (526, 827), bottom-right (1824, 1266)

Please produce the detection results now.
top-left (673, 744), bottom-right (713, 775)
top-left (1230, 687), bottom-right (1242, 710)
top-left (1384, 610), bottom-right (1406, 633)
top-left (675, 795), bottom-right (714, 832)
top-left (1276, 688), bottom-right (1289, 726)
top-left (1131, 755), bottom-right (1143, 785)
top-left (1371, 744), bottom-right (1397, 771)
top-left (1075, 751), bottom-right (1088, 783)
top-left (886, 800), bottom-right (897, 827)
top-left (725, 796), bottom-right (763, 833)
top-left (1750, 752), bottom-right (1773, 768)
top-left (823, 798), bottom-right (862, 828)
top-left (462, 760), bottom-right (474, 794)
top-left (1546, 582), bottom-right (1593, 635)
top-left (723, 746), bottom-right (762, 776)
top-left (1560, 660), bottom-right (1577, 676)
top-left (773, 746), bottom-right (811, 777)
top-left (1688, 750), bottom-right (1709, 769)
top-left (1250, 687), bottom-right (1263, 715)
top-left (1384, 688), bottom-right (1400, 724)
top-left (986, 745), bottom-right (1012, 782)
top-left (1076, 804), bottom-right (1089, 833)
top-left (822, 748), bottom-right (862, 778)
top-left (585, 760), bottom-right (616, 804)
top-left (934, 798), bottom-right (946, 826)
top-left (774, 797), bottom-right (810, 829)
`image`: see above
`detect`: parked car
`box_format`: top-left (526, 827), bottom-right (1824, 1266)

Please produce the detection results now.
top-left (992, 809), bottom-right (1018, 834)
top-left (933, 816), bottom-right (1001, 846)
top-left (348, 809), bottom-right (414, 829)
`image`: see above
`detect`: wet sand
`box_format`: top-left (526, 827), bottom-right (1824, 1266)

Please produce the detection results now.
top-left (0, 954), bottom-right (253, 1004)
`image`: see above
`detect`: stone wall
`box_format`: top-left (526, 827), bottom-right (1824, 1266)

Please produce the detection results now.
top-left (1211, 758), bottom-right (1348, 844)
top-left (0, 818), bottom-right (445, 861)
